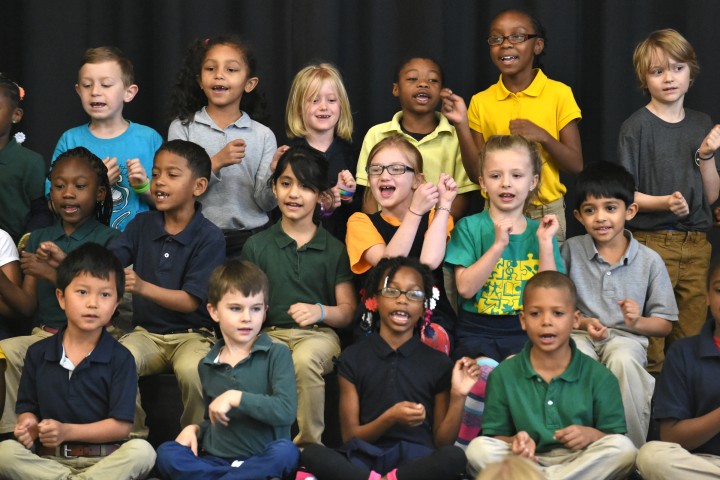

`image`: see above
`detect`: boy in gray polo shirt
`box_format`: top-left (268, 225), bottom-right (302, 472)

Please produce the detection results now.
top-left (561, 162), bottom-right (677, 448)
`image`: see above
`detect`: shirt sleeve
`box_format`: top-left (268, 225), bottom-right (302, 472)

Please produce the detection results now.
top-left (652, 341), bottom-right (694, 422)
top-left (480, 368), bottom-right (516, 437)
top-left (346, 213), bottom-right (386, 274)
top-left (107, 346), bottom-right (138, 423)
top-left (643, 253), bottom-right (679, 320)
top-left (252, 128), bottom-right (279, 213)
top-left (444, 217), bottom-right (480, 269)
top-left (168, 119), bottom-right (189, 141)
top-left (556, 85), bottom-right (582, 130)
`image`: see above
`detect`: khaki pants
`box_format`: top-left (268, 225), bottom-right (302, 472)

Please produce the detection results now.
top-left (0, 438), bottom-right (156, 480)
top-left (638, 441), bottom-right (720, 479)
top-left (264, 326), bottom-right (340, 446)
top-left (526, 197), bottom-right (567, 245)
top-left (0, 328), bottom-right (53, 433)
top-left (120, 327), bottom-right (214, 436)
top-left (466, 434), bottom-right (636, 479)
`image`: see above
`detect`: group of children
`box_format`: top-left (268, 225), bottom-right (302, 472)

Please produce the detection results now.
top-left (0, 6), bottom-right (719, 480)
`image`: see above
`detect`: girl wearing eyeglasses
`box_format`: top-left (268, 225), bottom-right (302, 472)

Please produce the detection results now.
top-left (441, 9), bottom-right (582, 243)
top-left (346, 135), bottom-right (457, 349)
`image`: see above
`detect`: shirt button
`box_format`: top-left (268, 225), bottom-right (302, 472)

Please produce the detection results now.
top-left (548, 400), bottom-right (554, 405)
top-left (537, 378), bottom-right (542, 382)
top-left (164, 253), bottom-right (169, 258)
top-left (606, 271), bottom-right (611, 276)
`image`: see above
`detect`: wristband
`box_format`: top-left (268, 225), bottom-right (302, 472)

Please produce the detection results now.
top-left (315, 303), bottom-right (325, 322)
top-left (408, 208), bottom-right (423, 217)
top-left (435, 206), bottom-right (451, 213)
top-left (132, 180), bottom-right (150, 194)
top-left (695, 148), bottom-right (715, 166)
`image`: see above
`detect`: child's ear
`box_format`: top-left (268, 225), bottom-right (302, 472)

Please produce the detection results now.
top-left (123, 84), bottom-right (139, 103)
top-left (530, 174), bottom-right (539, 192)
top-left (12, 107), bottom-right (23, 124)
top-left (625, 202), bottom-right (639, 221)
top-left (534, 38), bottom-right (545, 56)
top-left (573, 209), bottom-right (583, 223)
top-left (412, 172), bottom-right (426, 189)
top-left (572, 309), bottom-right (581, 330)
top-left (96, 185), bottom-right (106, 203)
top-left (244, 77), bottom-right (259, 93)
top-left (193, 177), bottom-right (209, 197)
top-left (56, 288), bottom-right (66, 311)
top-left (392, 82), bottom-right (400, 98)
top-left (519, 310), bottom-right (527, 332)
top-left (207, 303), bottom-right (220, 324)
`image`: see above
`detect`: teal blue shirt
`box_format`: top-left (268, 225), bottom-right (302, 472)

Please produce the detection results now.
top-left (483, 339), bottom-right (626, 452)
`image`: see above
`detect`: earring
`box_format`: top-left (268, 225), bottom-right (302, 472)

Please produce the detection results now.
top-left (11, 120), bottom-right (16, 124)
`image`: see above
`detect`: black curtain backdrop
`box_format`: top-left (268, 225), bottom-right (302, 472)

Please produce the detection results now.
top-left (2, 0), bottom-right (720, 236)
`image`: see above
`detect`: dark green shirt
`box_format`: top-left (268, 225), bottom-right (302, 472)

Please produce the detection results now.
top-left (198, 334), bottom-right (297, 459)
top-left (241, 222), bottom-right (353, 328)
top-left (483, 339), bottom-right (626, 452)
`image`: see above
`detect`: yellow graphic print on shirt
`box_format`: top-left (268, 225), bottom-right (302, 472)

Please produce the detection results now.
top-left (474, 254), bottom-right (539, 314)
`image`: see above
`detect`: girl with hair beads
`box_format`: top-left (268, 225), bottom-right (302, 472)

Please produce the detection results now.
top-left (169, 35), bottom-right (277, 257)
top-left (0, 74), bottom-right (49, 245)
top-left (346, 135), bottom-right (456, 352)
top-left (300, 257), bottom-right (479, 480)
top-left (240, 146), bottom-right (356, 446)
top-left (0, 147), bottom-right (118, 435)
top-left (442, 9), bottom-right (582, 242)
top-left (285, 63), bottom-right (359, 241)
top-left (445, 135), bottom-right (564, 447)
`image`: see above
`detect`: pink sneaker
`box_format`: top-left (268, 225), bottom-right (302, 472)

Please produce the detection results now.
top-left (295, 471), bottom-right (317, 480)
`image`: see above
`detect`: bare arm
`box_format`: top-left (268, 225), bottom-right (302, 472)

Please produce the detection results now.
top-left (124, 268), bottom-right (199, 313)
top-left (697, 125), bottom-right (720, 204)
top-left (433, 357), bottom-right (480, 446)
top-left (509, 119), bottom-right (583, 174)
top-left (37, 418), bottom-right (132, 447)
top-left (659, 411), bottom-right (720, 452)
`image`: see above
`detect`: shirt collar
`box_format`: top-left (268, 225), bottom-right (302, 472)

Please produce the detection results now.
top-left (195, 107), bottom-right (251, 130)
top-left (272, 221), bottom-right (328, 251)
top-left (699, 317), bottom-right (720, 358)
top-left (384, 111), bottom-right (454, 135)
top-left (46, 218), bottom-right (105, 243)
top-left (582, 230), bottom-right (637, 265)
top-left (204, 332), bottom-right (273, 366)
top-left (496, 68), bottom-right (547, 100)
top-left (46, 328), bottom-right (114, 364)
top-left (148, 202), bottom-right (206, 244)
top-left (369, 332), bottom-right (422, 358)
top-left (519, 338), bottom-right (582, 383)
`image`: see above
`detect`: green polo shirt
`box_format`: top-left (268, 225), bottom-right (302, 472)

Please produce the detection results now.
top-left (198, 333), bottom-right (297, 458)
top-left (241, 222), bottom-right (353, 329)
top-left (483, 339), bottom-right (626, 453)
top-left (26, 219), bottom-right (119, 329)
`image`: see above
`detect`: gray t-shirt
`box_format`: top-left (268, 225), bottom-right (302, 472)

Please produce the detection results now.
top-left (616, 107), bottom-right (717, 231)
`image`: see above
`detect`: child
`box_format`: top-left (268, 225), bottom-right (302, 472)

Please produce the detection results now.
top-left (442, 9), bottom-right (582, 241)
top-left (241, 146), bottom-right (356, 446)
top-left (0, 228), bottom-right (23, 339)
top-left (446, 135), bottom-right (563, 361)
top-left (636, 260), bottom-right (720, 479)
top-left (562, 161), bottom-right (677, 448)
top-left (169, 35), bottom-right (277, 257)
top-left (52, 46), bottom-right (163, 232)
top-left (0, 243), bottom-right (156, 479)
top-left (285, 63), bottom-right (360, 242)
top-left (355, 56), bottom-right (477, 219)
top-left (109, 139), bottom-right (226, 434)
top-left (0, 147), bottom-right (117, 435)
top-left (155, 260), bottom-right (299, 480)
top-left (0, 74), bottom-right (49, 244)
top-left (300, 257), bottom-right (478, 480)
top-left (346, 135), bottom-right (457, 347)
top-left (465, 271), bottom-right (637, 479)
top-left (616, 29), bottom-right (720, 373)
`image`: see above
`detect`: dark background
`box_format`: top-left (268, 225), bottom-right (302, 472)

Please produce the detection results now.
top-left (2, 0), bottom-right (720, 236)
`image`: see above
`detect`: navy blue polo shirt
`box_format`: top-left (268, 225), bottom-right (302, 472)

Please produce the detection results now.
top-left (16, 328), bottom-right (136, 425)
top-left (654, 318), bottom-right (720, 455)
top-left (337, 334), bottom-right (452, 449)
top-left (109, 203), bottom-right (226, 333)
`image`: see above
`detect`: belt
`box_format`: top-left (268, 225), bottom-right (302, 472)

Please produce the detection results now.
top-left (165, 328), bottom-right (215, 337)
top-left (39, 443), bottom-right (121, 458)
top-left (40, 325), bottom-right (59, 334)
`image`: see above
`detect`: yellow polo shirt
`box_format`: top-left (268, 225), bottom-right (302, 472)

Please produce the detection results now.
top-left (467, 69), bottom-right (581, 205)
top-left (356, 112), bottom-right (478, 194)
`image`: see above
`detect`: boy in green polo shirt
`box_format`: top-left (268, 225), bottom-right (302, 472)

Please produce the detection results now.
top-left (465, 271), bottom-right (637, 479)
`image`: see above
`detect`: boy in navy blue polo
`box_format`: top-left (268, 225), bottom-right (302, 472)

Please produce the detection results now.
top-left (0, 243), bottom-right (155, 479)
top-left (636, 260), bottom-right (720, 478)
top-left (110, 139), bottom-right (226, 435)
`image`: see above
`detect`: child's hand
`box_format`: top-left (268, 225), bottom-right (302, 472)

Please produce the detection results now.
top-left (37, 419), bottom-right (66, 448)
top-left (580, 317), bottom-right (608, 341)
top-left (103, 157), bottom-right (121, 185)
top-left (337, 170), bottom-right (356, 202)
top-left (270, 145), bottom-right (290, 173)
top-left (509, 119), bottom-right (550, 144)
top-left (390, 401), bottom-right (426, 427)
top-left (410, 181), bottom-right (440, 216)
top-left (493, 218), bottom-right (514, 247)
top-left (436, 173), bottom-right (458, 209)
top-left (124, 268), bottom-right (144, 295)
top-left (451, 356), bottom-right (481, 396)
top-left (554, 425), bottom-right (602, 450)
top-left (699, 124), bottom-right (720, 159)
top-left (321, 188), bottom-right (341, 215)
top-left (208, 390), bottom-right (242, 427)
top-left (212, 139), bottom-right (247, 172)
top-left (440, 88), bottom-right (468, 126)
top-left (619, 298), bottom-right (641, 330)
top-left (288, 302), bottom-right (323, 327)
top-left (126, 159), bottom-right (149, 187)
top-left (36, 241), bottom-right (66, 269)
top-left (175, 425), bottom-right (200, 456)
top-left (536, 214), bottom-right (560, 242)
top-left (20, 251), bottom-right (55, 282)
top-left (667, 191), bottom-right (689, 217)
top-left (511, 431), bottom-right (537, 461)
top-left (714, 206), bottom-right (720, 226)
top-left (14, 416), bottom-right (38, 449)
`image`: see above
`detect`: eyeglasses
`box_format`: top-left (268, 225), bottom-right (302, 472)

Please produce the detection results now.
top-left (487, 33), bottom-right (540, 46)
top-left (377, 287), bottom-right (425, 302)
top-left (366, 164), bottom-right (416, 176)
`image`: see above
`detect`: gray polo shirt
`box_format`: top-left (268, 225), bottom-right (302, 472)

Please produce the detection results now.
top-left (561, 231), bottom-right (678, 332)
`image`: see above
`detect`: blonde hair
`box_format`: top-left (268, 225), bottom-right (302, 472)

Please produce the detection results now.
top-left (285, 63), bottom-right (353, 142)
top-left (476, 456), bottom-right (546, 480)
top-left (633, 29), bottom-right (699, 94)
top-left (367, 135), bottom-right (424, 173)
top-left (481, 134), bottom-right (542, 205)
